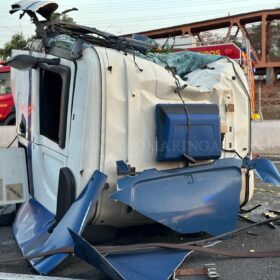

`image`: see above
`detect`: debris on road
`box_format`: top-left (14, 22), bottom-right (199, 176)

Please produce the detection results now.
top-left (1, 1), bottom-right (280, 280)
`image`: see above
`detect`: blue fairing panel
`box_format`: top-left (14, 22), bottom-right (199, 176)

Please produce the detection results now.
top-left (156, 104), bottom-right (221, 161)
top-left (13, 171), bottom-right (107, 275)
top-left (111, 159), bottom-right (242, 236)
top-left (69, 229), bottom-right (191, 280)
top-left (245, 158), bottom-right (280, 186)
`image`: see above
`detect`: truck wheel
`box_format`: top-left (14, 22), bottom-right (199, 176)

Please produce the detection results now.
top-left (3, 113), bottom-right (16, 126)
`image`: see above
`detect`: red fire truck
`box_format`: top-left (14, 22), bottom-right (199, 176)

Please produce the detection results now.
top-left (0, 62), bottom-right (15, 125)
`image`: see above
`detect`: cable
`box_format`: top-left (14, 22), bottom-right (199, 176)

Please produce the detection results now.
top-left (165, 63), bottom-right (192, 161)
top-left (58, 0), bottom-right (278, 11)
top-left (63, 4), bottom-right (278, 18)
top-left (226, 57), bottom-right (251, 102)
top-left (222, 148), bottom-right (243, 159)
top-left (226, 57), bottom-right (252, 154)
top-left (93, 214), bottom-right (280, 253)
top-left (6, 136), bottom-right (17, 148)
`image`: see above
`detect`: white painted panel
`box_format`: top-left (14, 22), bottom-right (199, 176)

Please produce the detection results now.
top-left (0, 148), bottom-right (28, 205)
top-left (0, 126), bottom-right (17, 147)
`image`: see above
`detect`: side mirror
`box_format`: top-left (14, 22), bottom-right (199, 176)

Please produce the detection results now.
top-left (5, 55), bottom-right (60, 71)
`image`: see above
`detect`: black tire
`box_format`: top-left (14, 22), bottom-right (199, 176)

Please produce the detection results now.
top-left (3, 113), bottom-right (16, 126)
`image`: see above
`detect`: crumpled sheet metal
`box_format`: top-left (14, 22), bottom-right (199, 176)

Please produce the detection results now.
top-left (111, 158), bottom-right (242, 236)
top-left (13, 170), bottom-right (107, 275)
top-left (69, 229), bottom-right (191, 280)
top-left (245, 158), bottom-right (280, 186)
top-left (34, 32), bottom-right (221, 80)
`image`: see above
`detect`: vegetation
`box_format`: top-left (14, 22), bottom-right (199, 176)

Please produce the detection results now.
top-left (0, 33), bottom-right (30, 60)
top-left (0, 14), bottom-right (75, 60)
top-left (50, 13), bottom-right (75, 24)
top-left (196, 20), bottom-right (280, 60)
top-left (246, 20), bottom-right (280, 59)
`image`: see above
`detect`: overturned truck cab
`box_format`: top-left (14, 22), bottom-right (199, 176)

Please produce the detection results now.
top-left (3, 0), bottom-right (279, 278)
top-left (6, 43), bottom-right (253, 229)
top-left (4, 0), bottom-right (252, 237)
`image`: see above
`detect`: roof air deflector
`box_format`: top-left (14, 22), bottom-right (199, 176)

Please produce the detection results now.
top-left (10, 0), bottom-right (58, 19)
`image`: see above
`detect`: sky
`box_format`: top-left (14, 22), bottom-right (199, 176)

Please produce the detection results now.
top-left (0, 0), bottom-right (279, 48)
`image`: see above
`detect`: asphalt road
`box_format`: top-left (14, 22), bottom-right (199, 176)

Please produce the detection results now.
top-left (1, 177), bottom-right (280, 280)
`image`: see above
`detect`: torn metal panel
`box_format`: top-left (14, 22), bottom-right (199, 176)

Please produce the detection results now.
top-left (69, 229), bottom-right (191, 280)
top-left (245, 158), bottom-right (280, 186)
top-left (13, 171), bottom-right (107, 275)
top-left (111, 159), bottom-right (242, 236)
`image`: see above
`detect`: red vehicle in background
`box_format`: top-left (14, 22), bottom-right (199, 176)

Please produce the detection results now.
top-left (0, 62), bottom-right (15, 125)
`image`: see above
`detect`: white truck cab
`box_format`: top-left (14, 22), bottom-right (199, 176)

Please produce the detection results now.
top-left (5, 43), bottom-right (253, 227)
top-left (1, 0), bottom-right (254, 232)
top-left (4, 2), bottom-right (280, 278)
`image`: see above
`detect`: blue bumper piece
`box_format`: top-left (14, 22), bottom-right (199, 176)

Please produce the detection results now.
top-left (69, 229), bottom-right (191, 280)
top-left (13, 171), bottom-right (107, 275)
top-left (245, 158), bottom-right (280, 186)
top-left (111, 159), bottom-right (242, 236)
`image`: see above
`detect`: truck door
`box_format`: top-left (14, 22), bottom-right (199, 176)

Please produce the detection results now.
top-left (7, 53), bottom-right (76, 214)
top-left (31, 58), bottom-right (75, 214)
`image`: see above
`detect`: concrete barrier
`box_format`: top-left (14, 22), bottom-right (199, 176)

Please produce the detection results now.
top-left (252, 120), bottom-right (280, 155)
top-left (0, 126), bottom-right (17, 147)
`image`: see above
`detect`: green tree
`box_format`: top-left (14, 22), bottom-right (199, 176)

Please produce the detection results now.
top-left (0, 33), bottom-right (27, 60)
top-left (0, 14), bottom-right (75, 60)
top-left (246, 20), bottom-right (280, 59)
top-left (246, 23), bottom-right (261, 56)
top-left (269, 20), bottom-right (280, 59)
top-left (50, 13), bottom-right (75, 24)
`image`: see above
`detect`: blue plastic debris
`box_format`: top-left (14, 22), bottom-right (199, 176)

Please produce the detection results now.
top-left (13, 170), bottom-right (107, 275)
top-left (69, 229), bottom-right (191, 280)
top-left (116, 160), bottom-right (131, 174)
top-left (111, 158), bottom-right (242, 236)
top-left (245, 158), bottom-right (280, 186)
